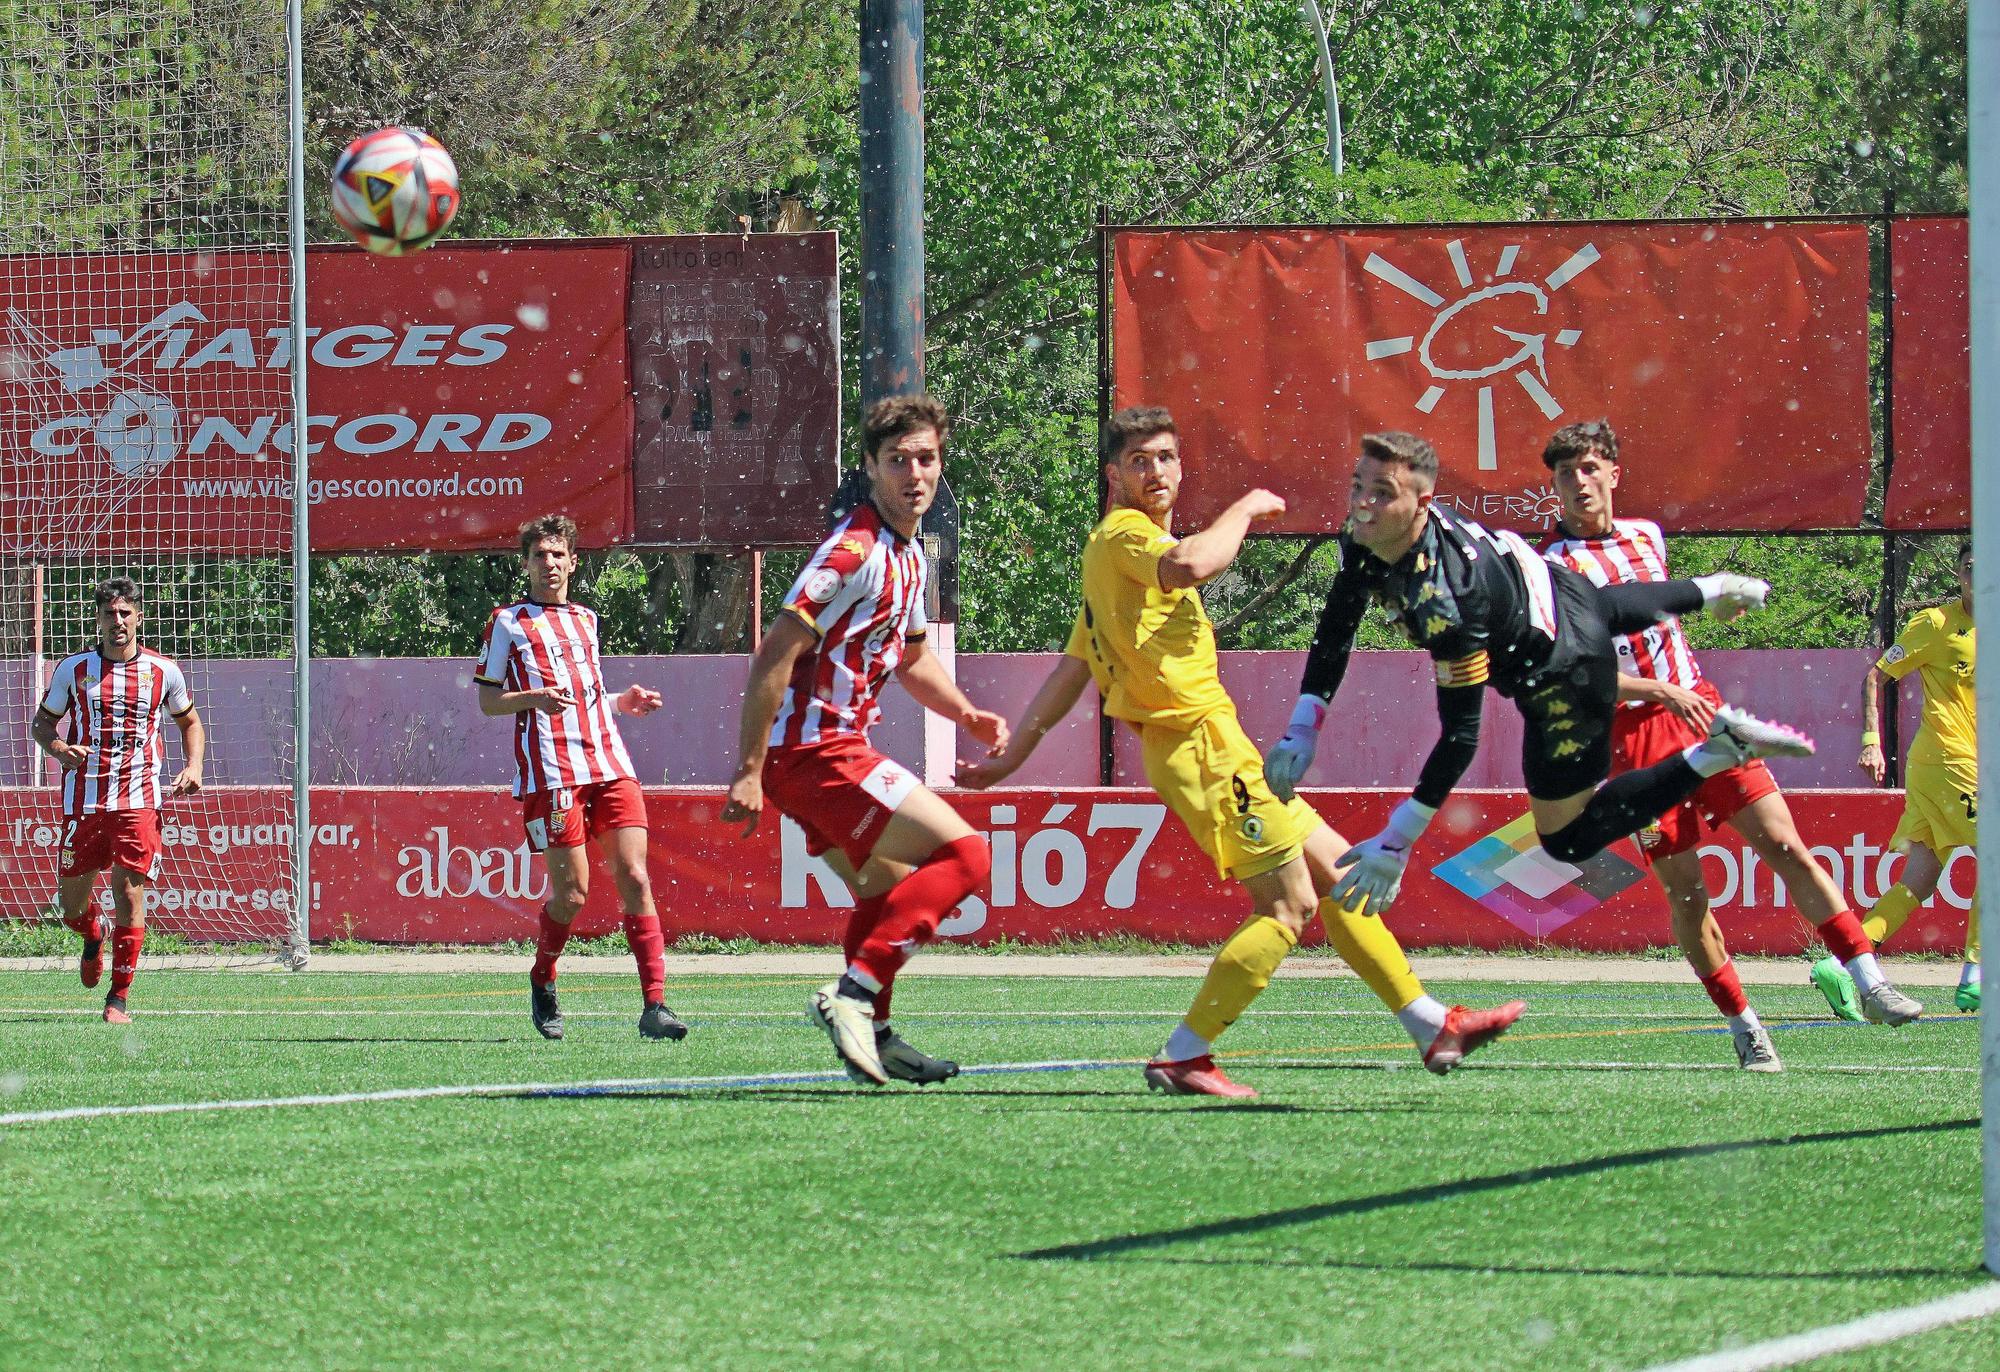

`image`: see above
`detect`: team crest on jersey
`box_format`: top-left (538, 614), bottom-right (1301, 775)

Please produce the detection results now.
top-left (1883, 645), bottom-right (1907, 664)
top-left (804, 568), bottom-right (842, 603)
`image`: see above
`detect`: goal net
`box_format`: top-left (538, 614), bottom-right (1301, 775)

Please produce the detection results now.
top-left (0, 0), bottom-right (304, 965)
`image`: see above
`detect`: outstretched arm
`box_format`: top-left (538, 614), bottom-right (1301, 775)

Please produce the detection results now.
top-left (957, 655), bottom-right (1094, 790)
top-left (719, 615), bottom-right (817, 835)
top-left (1327, 682), bottom-right (1481, 916)
top-left (1264, 563), bottom-right (1370, 800)
top-left (1859, 663), bottom-right (1890, 784)
top-left (1412, 684), bottom-right (1484, 810)
top-left (896, 639), bottom-right (1010, 755)
top-left (1157, 489), bottom-right (1287, 590)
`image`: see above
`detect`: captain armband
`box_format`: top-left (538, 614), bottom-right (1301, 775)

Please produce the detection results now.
top-left (1434, 651), bottom-right (1491, 688)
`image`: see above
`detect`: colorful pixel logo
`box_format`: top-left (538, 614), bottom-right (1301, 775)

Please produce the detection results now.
top-left (1431, 812), bottom-right (1645, 937)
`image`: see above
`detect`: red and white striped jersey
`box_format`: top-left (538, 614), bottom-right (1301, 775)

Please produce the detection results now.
top-left (38, 648), bottom-right (194, 817)
top-left (1544, 517), bottom-right (1702, 707)
top-left (772, 502), bottom-right (929, 747)
top-left (474, 601), bottom-right (636, 798)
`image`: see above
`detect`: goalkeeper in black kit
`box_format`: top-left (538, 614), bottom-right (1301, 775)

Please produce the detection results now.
top-left (1261, 433), bottom-right (1916, 1017)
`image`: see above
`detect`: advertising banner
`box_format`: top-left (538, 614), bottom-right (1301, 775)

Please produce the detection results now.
top-left (0, 245), bottom-right (634, 553)
top-left (306, 245), bottom-right (634, 549)
top-left (1887, 215), bottom-right (1970, 530)
top-left (3, 786), bottom-right (1970, 958)
top-left (628, 233), bottom-right (841, 546)
top-left (1113, 222), bottom-right (1874, 534)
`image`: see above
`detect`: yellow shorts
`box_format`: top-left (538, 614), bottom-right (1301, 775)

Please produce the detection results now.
top-left (1139, 710), bottom-right (1320, 881)
top-left (1891, 759), bottom-right (1977, 855)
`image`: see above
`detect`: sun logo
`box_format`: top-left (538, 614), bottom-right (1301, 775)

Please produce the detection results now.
top-left (1362, 240), bottom-right (1602, 470)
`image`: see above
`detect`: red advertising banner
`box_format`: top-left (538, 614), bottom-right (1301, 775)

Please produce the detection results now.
top-left (0, 245), bottom-right (634, 553)
top-left (307, 245), bottom-right (633, 550)
top-left (1888, 215), bottom-right (1970, 530)
top-left (0, 251), bottom-right (294, 557)
top-left (628, 233), bottom-right (842, 546)
top-left (1113, 223), bottom-right (1874, 534)
top-left (4, 787), bottom-right (1971, 958)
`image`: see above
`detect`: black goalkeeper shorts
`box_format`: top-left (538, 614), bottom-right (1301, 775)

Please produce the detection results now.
top-left (1514, 568), bottom-right (1618, 801)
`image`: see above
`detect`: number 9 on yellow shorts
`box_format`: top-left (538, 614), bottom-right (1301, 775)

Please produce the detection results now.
top-left (1139, 709), bottom-right (1321, 881)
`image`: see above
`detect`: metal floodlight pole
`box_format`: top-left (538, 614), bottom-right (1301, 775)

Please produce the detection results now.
top-left (859, 0), bottom-right (925, 405)
top-left (1299, 0), bottom-right (1344, 177)
top-left (860, 0), bottom-right (960, 786)
top-left (1972, 0), bottom-right (1999, 1280)
top-left (285, 0), bottom-right (311, 970)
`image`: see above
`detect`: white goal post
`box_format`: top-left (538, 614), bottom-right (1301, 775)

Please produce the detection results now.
top-left (1972, 0), bottom-right (2000, 1283)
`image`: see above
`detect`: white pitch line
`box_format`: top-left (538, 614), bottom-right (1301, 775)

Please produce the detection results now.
top-left (0, 1057), bottom-right (1138, 1128)
top-left (1634, 1283), bottom-right (2000, 1372)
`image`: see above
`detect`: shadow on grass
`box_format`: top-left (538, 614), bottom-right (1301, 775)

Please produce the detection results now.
top-left (1014, 1117), bottom-right (1979, 1262)
top-left (1107, 1254), bottom-right (1980, 1283)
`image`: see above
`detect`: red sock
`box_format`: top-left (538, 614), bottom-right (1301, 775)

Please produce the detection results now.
top-left (1817, 909), bottom-right (1872, 963)
top-left (63, 912), bottom-right (101, 942)
top-left (1696, 959), bottom-right (1749, 1018)
top-left (624, 912), bottom-right (666, 1004)
top-left (852, 837), bottom-right (990, 995)
top-left (843, 894), bottom-right (892, 1021)
top-left (532, 909), bottom-right (571, 986)
top-left (110, 925), bottom-right (144, 998)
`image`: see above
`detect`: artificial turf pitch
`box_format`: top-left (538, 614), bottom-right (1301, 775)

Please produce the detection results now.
top-left (0, 967), bottom-right (1991, 1371)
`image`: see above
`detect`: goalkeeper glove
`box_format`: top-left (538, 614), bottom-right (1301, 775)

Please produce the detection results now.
top-left (1330, 798), bottom-right (1438, 914)
top-left (1264, 695), bottom-right (1327, 801)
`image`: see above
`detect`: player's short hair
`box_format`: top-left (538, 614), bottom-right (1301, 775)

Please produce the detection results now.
top-left (862, 393), bottom-right (950, 460)
top-left (1359, 431), bottom-right (1439, 486)
top-left (1099, 406), bottom-right (1177, 467)
top-left (1541, 419), bottom-right (1619, 469)
top-left (93, 576), bottom-right (141, 610)
top-left (518, 513), bottom-right (578, 557)
top-left (1956, 538), bottom-right (1973, 567)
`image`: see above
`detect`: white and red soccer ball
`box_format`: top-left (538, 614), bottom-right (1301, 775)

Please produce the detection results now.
top-left (330, 127), bottom-right (460, 256)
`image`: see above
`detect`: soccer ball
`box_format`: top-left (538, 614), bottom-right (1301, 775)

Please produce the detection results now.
top-left (330, 127), bottom-right (461, 257)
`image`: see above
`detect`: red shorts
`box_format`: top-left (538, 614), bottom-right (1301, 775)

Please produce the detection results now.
top-left (59, 809), bottom-right (164, 881)
top-left (762, 734), bottom-right (920, 869)
top-left (1613, 679), bottom-right (1778, 863)
top-left (520, 778), bottom-right (647, 853)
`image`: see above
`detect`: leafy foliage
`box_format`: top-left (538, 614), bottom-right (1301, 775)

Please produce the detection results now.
top-left (6, 0), bottom-right (1973, 657)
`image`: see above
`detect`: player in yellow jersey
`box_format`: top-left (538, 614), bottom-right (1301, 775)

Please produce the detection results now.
top-left (958, 406), bottom-right (1524, 1097)
top-left (1814, 541), bottom-right (1980, 1014)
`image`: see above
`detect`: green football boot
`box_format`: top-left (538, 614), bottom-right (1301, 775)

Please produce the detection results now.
top-left (1955, 978), bottom-right (1982, 1013)
top-left (1809, 955), bottom-right (1864, 1022)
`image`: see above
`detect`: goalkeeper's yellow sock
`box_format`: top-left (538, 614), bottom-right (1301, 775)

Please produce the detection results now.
top-left (1861, 883), bottom-right (1922, 948)
top-left (1319, 895), bottom-right (1451, 1048)
top-left (1179, 915), bottom-right (1297, 1045)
